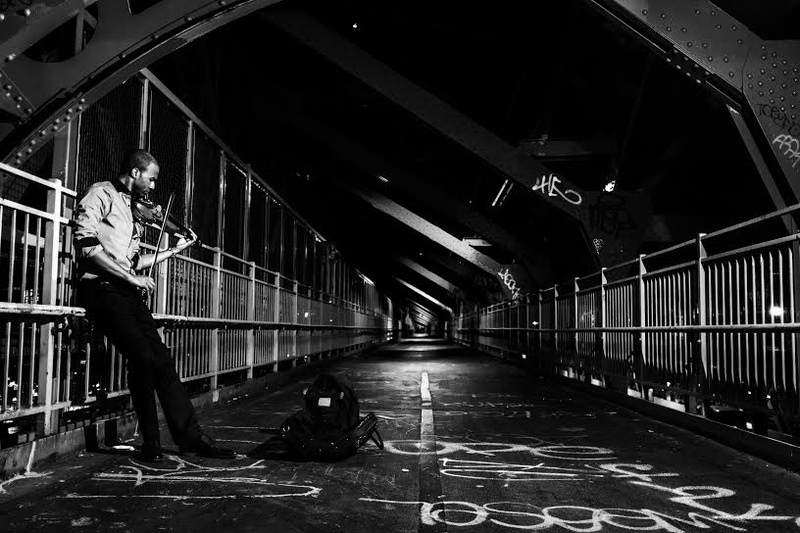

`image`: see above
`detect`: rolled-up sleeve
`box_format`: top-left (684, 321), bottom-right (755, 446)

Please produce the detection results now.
top-left (73, 186), bottom-right (109, 260)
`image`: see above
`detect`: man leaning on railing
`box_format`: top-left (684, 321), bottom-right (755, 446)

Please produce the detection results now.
top-left (72, 148), bottom-right (235, 463)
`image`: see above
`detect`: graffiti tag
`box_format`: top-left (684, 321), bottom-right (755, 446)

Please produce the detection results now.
top-left (497, 268), bottom-right (522, 300)
top-left (532, 174), bottom-right (583, 205)
top-left (588, 194), bottom-right (637, 236)
top-left (773, 134), bottom-right (800, 169)
top-left (758, 103), bottom-right (800, 137)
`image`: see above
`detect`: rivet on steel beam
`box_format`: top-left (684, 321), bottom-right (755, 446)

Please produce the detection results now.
top-left (13, 96), bottom-right (21, 102)
top-left (696, 79), bottom-right (702, 85)
top-left (772, 52), bottom-right (778, 58)
top-left (780, 97), bottom-right (785, 102)
top-left (731, 25), bottom-right (737, 31)
top-left (39, 131), bottom-right (46, 137)
top-left (0, 14), bottom-right (5, 21)
top-left (67, 108), bottom-right (74, 114)
top-left (707, 56), bottom-right (713, 62)
top-left (687, 42), bottom-right (693, 47)
top-left (729, 72), bottom-right (735, 78)
top-left (77, 105), bottom-right (84, 111)
top-left (694, 9), bottom-right (701, 15)
top-left (5, 54), bottom-right (15, 62)
top-left (642, 9), bottom-right (648, 15)
top-left (676, 65), bottom-right (681, 70)
top-left (762, 54), bottom-right (768, 60)
top-left (666, 26), bottom-right (671, 32)
top-left (737, 39), bottom-right (743, 45)
top-left (770, 76), bottom-right (776, 81)
top-left (660, 13), bottom-right (666, 18)
top-left (15, 152), bottom-right (22, 158)
top-left (772, 63), bottom-right (778, 68)
top-left (715, 24), bottom-right (722, 30)
top-left (760, 69), bottom-right (766, 74)
top-left (79, 98), bottom-right (86, 103)
top-left (681, 27), bottom-right (687, 33)
top-left (794, 91), bottom-right (798, 97)
top-left (748, 84), bottom-right (753, 89)
top-left (710, 10), bottom-right (716, 15)
top-left (747, 73), bottom-right (753, 79)
top-left (30, 139), bottom-right (36, 146)
top-left (26, 148), bottom-right (32, 154)
top-left (185, 16), bottom-right (193, 22)
top-left (666, 58), bottom-right (672, 63)
top-left (24, 108), bottom-right (31, 114)
top-left (219, 0), bottom-right (226, 5)
top-left (51, 126), bottom-right (58, 132)
top-left (3, 84), bottom-right (10, 91)
top-left (4, 92), bottom-right (10, 98)
top-left (23, 8), bottom-right (31, 16)
top-left (723, 57), bottom-right (729, 63)
top-left (758, 81), bottom-right (763, 86)
top-left (781, 83), bottom-right (786, 88)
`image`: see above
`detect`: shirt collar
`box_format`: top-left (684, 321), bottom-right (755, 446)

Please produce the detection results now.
top-left (112, 178), bottom-right (132, 196)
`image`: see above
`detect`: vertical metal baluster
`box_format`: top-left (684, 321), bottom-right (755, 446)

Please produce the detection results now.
top-left (789, 245), bottom-right (797, 402)
top-left (745, 257), bottom-right (752, 388)
top-left (759, 253), bottom-right (767, 391)
top-left (778, 248), bottom-right (785, 391)
top-left (769, 251), bottom-right (777, 391)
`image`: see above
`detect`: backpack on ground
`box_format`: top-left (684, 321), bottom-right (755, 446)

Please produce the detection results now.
top-left (279, 373), bottom-right (383, 461)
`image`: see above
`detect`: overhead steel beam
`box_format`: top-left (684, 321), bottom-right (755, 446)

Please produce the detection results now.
top-left (396, 256), bottom-right (461, 294)
top-left (586, 0), bottom-right (800, 206)
top-left (519, 138), bottom-right (618, 159)
top-left (264, 10), bottom-right (590, 223)
top-left (348, 187), bottom-right (502, 274)
top-left (407, 301), bottom-right (437, 322)
top-left (394, 276), bottom-right (453, 316)
top-left (278, 109), bottom-right (556, 285)
top-left (0, 0), bottom-right (285, 165)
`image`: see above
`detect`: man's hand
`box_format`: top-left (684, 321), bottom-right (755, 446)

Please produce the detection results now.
top-left (129, 275), bottom-right (156, 292)
top-left (174, 229), bottom-right (198, 253)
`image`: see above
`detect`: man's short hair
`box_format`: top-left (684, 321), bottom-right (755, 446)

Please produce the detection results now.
top-left (119, 149), bottom-right (158, 176)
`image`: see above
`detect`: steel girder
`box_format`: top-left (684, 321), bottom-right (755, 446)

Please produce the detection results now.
top-left (396, 256), bottom-right (461, 295)
top-left (393, 276), bottom-right (453, 316)
top-left (263, 11), bottom-right (592, 225)
top-left (280, 109), bottom-right (557, 286)
top-left (0, 0), bottom-right (284, 165)
top-left (587, 0), bottom-right (800, 205)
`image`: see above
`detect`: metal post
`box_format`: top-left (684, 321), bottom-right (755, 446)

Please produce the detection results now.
top-left (210, 249), bottom-right (221, 391)
top-left (573, 277), bottom-right (579, 378)
top-left (36, 178), bottom-right (62, 436)
top-left (690, 235), bottom-right (709, 416)
top-left (273, 274), bottom-right (280, 370)
top-left (292, 280), bottom-right (299, 360)
top-left (598, 267), bottom-right (607, 386)
top-left (156, 233), bottom-right (169, 315)
top-left (637, 254), bottom-right (647, 399)
top-left (246, 261), bottom-right (256, 379)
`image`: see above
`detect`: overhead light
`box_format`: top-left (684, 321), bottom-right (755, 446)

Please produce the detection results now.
top-left (492, 179), bottom-right (513, 207)
top-left (352, 22), bottom-right (358, 29)
top-left (376, 174), bottom-right (389, 183)
top-left (603, 180), bottom-right (616, 192)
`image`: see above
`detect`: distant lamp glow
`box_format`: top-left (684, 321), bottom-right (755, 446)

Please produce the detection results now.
top-left (352, 22), bottom-right (358, 29)
top-left (304, 311), bottom-right (310, 319)
top-left (603, 180), bottom-right (616, 192)
top-left (521, 354), bottom-right (527, 360)
top-left (769, 306), bottom-right (783, 318)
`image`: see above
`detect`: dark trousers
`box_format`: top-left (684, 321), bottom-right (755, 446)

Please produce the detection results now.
top-left (78, 279), bottom-right (202, 449)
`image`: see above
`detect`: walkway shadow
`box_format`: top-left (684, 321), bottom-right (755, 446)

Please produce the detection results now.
top-left (246, 435), bottom-right (305, 462)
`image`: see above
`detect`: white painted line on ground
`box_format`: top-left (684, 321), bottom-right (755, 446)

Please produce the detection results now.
top-left (420, 372), bottom-right (431, 403)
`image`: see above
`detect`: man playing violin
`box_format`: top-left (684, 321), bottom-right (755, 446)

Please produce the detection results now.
top-left (73, 148), bottom-right (235, 462)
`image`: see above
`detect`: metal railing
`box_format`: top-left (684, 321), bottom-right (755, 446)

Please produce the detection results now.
top-left (454, 205), bottom-right (800, 436)
top-left (0, 162), bottom-right (391, 442)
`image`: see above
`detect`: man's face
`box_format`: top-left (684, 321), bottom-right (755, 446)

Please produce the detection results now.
top-left (131, 162), bottom-right (159, 198)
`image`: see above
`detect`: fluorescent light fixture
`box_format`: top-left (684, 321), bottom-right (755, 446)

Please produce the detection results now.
top-left (376, 174), bottom-right (389, 183)
top-left (492, 179), bottom-right (513, 207)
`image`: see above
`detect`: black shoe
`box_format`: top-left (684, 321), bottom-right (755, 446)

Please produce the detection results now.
top-left (137, 443), bottom-right (164, 463)
top-left (181, 434), bottom-right (236, 459)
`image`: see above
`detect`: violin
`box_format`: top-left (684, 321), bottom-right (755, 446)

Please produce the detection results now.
top-left (131, 195), bottom-right (199, 246)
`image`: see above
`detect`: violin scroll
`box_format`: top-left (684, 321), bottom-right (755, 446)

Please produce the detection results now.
top-left (132, 196), bottom-right (200, 247)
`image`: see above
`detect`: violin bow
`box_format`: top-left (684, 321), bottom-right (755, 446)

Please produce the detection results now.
top-left (146, 192), bottom-right (175, 280)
